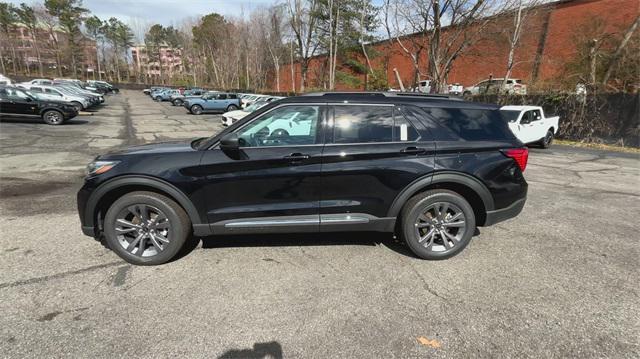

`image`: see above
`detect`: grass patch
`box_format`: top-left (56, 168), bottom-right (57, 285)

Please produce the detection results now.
top-left (555, 139), bottom-right (640, 154)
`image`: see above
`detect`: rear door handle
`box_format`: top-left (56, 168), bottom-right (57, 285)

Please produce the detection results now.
top-left (400, 146), bottom-right (426, 155)
top-left (283, 153), bottom-right (310, 160)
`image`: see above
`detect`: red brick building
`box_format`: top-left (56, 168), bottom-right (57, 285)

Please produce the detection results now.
top-left (273, 0), bottom-right (638, 92)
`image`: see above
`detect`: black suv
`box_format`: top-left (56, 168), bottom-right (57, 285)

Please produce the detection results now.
top-left (78, 92), bottom-right (528, 265)
top-left (0, 86), bottom-right (78, 125)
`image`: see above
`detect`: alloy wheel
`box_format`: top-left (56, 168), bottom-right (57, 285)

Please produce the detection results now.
top-left (414, 202), bottom-right (467, 253)
top-left (45, 111), bottom-right (62, 124)
top-left (114, 204), bottom-right (171, 257)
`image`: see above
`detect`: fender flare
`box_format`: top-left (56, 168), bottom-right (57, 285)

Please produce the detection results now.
top-left (84, 175), bottom-right (203, 228)
top-left (387, 171), bottom-right (495, 217)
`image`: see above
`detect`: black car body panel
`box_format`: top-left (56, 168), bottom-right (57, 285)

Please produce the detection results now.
top-left (78, 92), bottom-right (527, 239)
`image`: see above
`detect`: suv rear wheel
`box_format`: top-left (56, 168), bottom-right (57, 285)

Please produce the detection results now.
top-left (104, 191), bottom-right (191, 265)
top-left (226, 104), bottom-right (238, 111)
top-left (190, 104), bottom-right (203, 115)
top-left (541, 130), bottom-right (553, 148)
top-left (42, 110), bottom-right (65, 125)
top-left (400, 189), bottom-right (475, 260)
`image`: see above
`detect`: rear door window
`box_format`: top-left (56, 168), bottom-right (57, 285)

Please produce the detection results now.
top-left (422, 107), bottom-right (515, 141)
top-left (394, 112), bottom-right (420, 142)
top-left (333, 106), bottom-right (393, 143)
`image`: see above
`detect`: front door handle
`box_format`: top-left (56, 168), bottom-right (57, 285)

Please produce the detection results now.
top-left (283, 153), bottom-right (310, 160)
top-left (400, 146), bottom-right (426, 155)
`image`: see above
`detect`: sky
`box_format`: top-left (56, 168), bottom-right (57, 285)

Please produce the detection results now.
top-left (8, 0), bottom-right (280, 26)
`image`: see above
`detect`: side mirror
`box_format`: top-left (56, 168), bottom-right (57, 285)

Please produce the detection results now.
top-left (520, 117), bottom-right (530, 125)
top-left (220, 133), bottom-right (239, 151)
top-left (26, 97), bottom-right (33, 102)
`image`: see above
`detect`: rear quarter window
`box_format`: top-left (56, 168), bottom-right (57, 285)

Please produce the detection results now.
top-left (422, 107), bottom-right (515, 141)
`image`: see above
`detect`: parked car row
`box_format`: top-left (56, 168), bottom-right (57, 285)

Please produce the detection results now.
top-left (411, 78), bottom-right (527, 96)
top-left (143, 87), bottom-right (285, 118)
top-left (0, 75), bottom-right (116, 125)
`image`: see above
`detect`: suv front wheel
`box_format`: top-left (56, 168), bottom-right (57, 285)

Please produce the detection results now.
top-left (104, 191), bottom-right (191, 265)
top-left (401, 189), bottom-right (475, 260)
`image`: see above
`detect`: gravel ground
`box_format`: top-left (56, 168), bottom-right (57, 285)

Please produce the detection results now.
top-left (1, 90), bottom-right (638, 358)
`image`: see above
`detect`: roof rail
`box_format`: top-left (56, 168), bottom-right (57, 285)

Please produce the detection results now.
top-left (301, 92), bottom-right (386, 97)
top-left (300, 91), bottom-right (459, 100)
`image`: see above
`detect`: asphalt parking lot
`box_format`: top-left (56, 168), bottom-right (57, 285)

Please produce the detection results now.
top-left (1, 90), bottom-right (638, 358)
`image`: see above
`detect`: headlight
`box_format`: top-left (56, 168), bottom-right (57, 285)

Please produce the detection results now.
top-left (85, 160), bottom-right (119, 176)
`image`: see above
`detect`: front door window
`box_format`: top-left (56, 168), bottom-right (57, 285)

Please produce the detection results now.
top-left (236, 105), bottom-right (320, 147)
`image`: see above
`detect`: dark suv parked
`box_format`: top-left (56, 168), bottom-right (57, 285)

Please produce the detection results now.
top-left (0, 86), bottom-right (79, 125)
top-left (78, 92), bottom-right (528, 265)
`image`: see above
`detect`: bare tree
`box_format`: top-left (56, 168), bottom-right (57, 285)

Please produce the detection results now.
top-left (384, 0), bottom-right (495, 92)
top-left (602, 15), bottom-right (640, 86)
top-left (286, 0), bottom-right (320, 92)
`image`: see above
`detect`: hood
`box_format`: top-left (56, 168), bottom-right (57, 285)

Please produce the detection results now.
top-left (225, 110), bottom-right (249, 119)
top-left (101, 140), bottom-right (198, 158)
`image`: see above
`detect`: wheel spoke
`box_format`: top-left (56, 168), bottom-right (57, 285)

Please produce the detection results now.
top-left (438, 203), bottom-right (449, 220)
top-left (448, 212), bottom-right (463, 222)
top-left (443, 220), bottom-right (465, 228)
top-left (442, 230), bottom-right (459, 243)
top-left (153, 232), bottom-right (170, 243)
top-left (116, 219), bottom-right (141, 232)
top-left (116, 227), bottom-right (137, 234)
top-left (126, 233), bottom-right (144, 252)
top-left (154, 218), bottom-right (170, 229)
top-left (418, 228), bottom-right (435, 243)
top-left (441, 232), bottom-right (453, 249)
top-left (149, 234), bottom-right (163, 251)
top-left (135, 236), bottom-right (147, 256)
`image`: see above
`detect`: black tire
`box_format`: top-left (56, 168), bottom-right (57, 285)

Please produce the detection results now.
top-left (226, 104), bottom-right (239, 111)
top-left (154, 96), bottom-right (162, 102)
top-left (400, 189), bottom-right (475, 260)
top-left (71, 101), bottom-right (84, 111)
top-left (104, 191), bottom-right (191, 265)
top-left (173, 99), bottom-right (183, 106)
top-left (42, 110), bottom-right (65, 125)
top-left (540, 130), bottom-right (554, 149)
top-left (190, 104), bottom-right (203, 115)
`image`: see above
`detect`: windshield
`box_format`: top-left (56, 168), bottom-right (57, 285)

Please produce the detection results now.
top-left (501, 110), bottom-right (521, 123)
top-left (3, 87), bottom-right (36, 100)
top-left (245, 101), bottom-right (267, 112)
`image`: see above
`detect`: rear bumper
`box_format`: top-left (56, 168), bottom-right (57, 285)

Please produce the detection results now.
top-left (484, 197), bottom-right (526, 226)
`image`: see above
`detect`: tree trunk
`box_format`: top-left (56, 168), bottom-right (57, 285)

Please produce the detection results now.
top-left (96, 46), bottom-right (102, 81)
top-left (589, 39), bottom-right (598, 87)
top-left (602, 15), bottom-right (639, 86)
top-left (300, 60), bottom-right (308, 93)
top-left (30, 28), bottom-right (44, 77)
top-left (290, 42), bottom-right (295, 93)
top-left (503, 2), bottom-right (524, 91)
top-left (0, 45), bottom-right (5, 74)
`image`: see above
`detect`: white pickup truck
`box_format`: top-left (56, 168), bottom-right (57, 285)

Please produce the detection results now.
top-left (500, 105), bottom-right (559, 148)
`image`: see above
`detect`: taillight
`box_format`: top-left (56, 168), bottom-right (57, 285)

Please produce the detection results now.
top-left (503, 148), bottom-right (528, 172)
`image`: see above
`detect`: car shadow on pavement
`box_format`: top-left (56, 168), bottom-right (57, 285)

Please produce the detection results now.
top-left (217, 341), bottom-right (283, 359)
top-left (174, 231), bottom-right (419, 262)
top-left (0, 117), bottom-right (89, 125)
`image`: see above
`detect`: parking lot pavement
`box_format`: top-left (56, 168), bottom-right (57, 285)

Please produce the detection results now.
top-left (1, 90), bottom-right (638, 358)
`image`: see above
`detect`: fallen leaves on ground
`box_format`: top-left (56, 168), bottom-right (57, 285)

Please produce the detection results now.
top-left (417, 336), bottom-right (442, 348)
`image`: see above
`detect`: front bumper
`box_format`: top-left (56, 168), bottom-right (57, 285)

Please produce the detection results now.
top-left (484, 197), bottom-right (527, 226)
